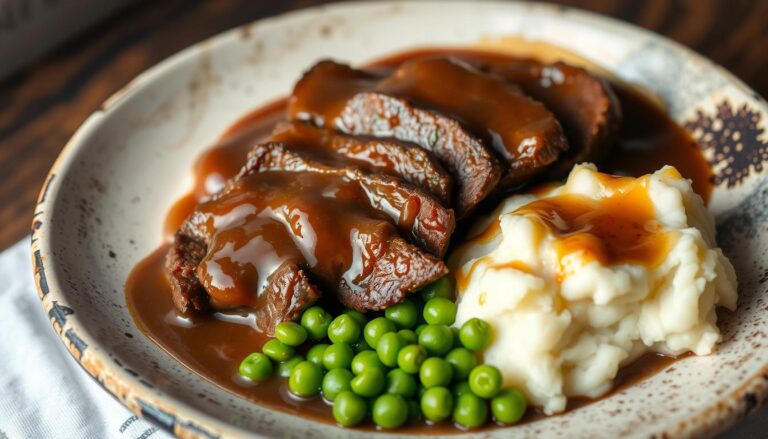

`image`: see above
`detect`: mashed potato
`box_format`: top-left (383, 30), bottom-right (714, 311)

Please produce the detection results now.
top-left (450, 164), bottom-right (737, 415)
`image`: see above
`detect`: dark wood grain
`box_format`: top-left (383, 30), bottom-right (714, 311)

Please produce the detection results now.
top-left (1, 0), bottom-right (767, 250)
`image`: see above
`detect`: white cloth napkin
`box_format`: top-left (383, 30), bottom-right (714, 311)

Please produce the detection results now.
top-left (0, 237), bottom-right (765, 438)
top-left (0, 240), bottom-right (171, 439)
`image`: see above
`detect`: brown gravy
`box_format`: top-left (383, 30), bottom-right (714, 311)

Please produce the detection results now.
top-left (127, 47), bottom-right (713, 431)
top-left (519, 175), bottom-right (674, 276)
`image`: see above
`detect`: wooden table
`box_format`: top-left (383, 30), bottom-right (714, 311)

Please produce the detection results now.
top-left (2, 0), bottom-right (767, 250)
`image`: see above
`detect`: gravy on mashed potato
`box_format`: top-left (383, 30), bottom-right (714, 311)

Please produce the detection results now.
top-left (450, 163), bottom-right (737, 415)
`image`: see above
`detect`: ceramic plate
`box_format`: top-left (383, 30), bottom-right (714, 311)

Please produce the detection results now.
top-left (31, 2), bottom-right (768, 437)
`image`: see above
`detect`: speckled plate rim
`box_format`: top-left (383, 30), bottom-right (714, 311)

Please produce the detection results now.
top-left (30, 1), bottom-right (768, 438)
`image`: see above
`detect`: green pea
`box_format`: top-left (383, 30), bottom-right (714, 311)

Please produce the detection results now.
top-left (491, 388), bottom-right (527, 424)
top-left (288, 361), bottom-right (322, 397)
top-left (419, 357), bottom-right (453, 388)
top-left (386, 368), bottom-right (417, 398)
top-left (350, 336), bottom-right (372, 353)
top-left (397, 329), bottom-right (418, 345)
top-left (328, 314), bottom-right (361, 344)
top-left (306, 343), bottom-right (329, 368)
top-left (351, 350), bottom-right (385, 375)
top-left (385, 299), bottom-right (419, 329)
top-left (397, 344), bottom-right (426, 374)
top-left (376, 332), bottom-right (405, 367)
top-left (407, 398), bottom-right (422, 423)
top-left (459, 317), bottom-right (493, 351)
top-left (364, 317), bottom-right (396, 349)
top-left (262, 339), bottom-right (295, 362)
top-left (323, 343), bottom-right (354, 370)
top-left (446, 347), bottom-right (478, 380)
top-left (469, 364), bottom-right (502, 398)
top-left (418, 324), bottom-right (453, 356)
top-left (452, 381), bottom-right (472, 398)
top-left (333, 391), bottom-right (367, 427)
top-left (322, 368), bottom-right (354, 401)
top-left (351, 368), bottom-right (386, 398)
top-left (415, 323), bottom-right (428, 336)
top-left (301, 306), bottom-right (333, 341)
top-left (276, 355), bottom-right (304, 377)
top-left (420, 386), bottom-right (453, 422)
top-left (372, 394), bottom-right (408, 429)
top-left (453, 393), bottom-right (488, 428)
top-left (423, 297), bottom-right (457, 326)
top-left (343, 309), bottom-right (367, 327)
top-left (420, 277), bottom-right (453, 302)
top-left (238, 353), bottom-right (272, 381)
top-left (274, 322), bottom-right (307, 346)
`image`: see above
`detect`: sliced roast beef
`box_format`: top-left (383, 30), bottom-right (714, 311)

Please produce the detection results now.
top-left (241, 142), bottom-right (455, 257)
top-left (288, 60), bottom-right (500, 217)
top-left (336, 92), bottom-right (501, 217)
top-left (270, 121), bottom-right (453, 204)
top-left (341, 236), bottom-right (446, 310)
top-left (166, 205), bottom-right (322, 333)
top-left (249, 262), bottom-right (322, 333)
top-left (288, 60), bottom-right (379, 127)
top-left (166, 230), bottom-right (209, 314)
top-left (462, 55), bottom-right (621, 175)
top-left (376, 57), bottom-right (569, 189)
top-left (167, 168), bottom-right (448, 333)
top-left (288, 58), bottom-right (576, 216)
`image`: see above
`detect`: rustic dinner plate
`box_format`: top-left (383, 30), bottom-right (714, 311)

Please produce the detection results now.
top-left (31, 2), bottom-right (768, 438)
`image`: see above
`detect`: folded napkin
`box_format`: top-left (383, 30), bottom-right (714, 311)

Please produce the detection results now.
top-left (0, 237), bottom-right (764, 438)
top-left (0, 240), bottom-right (170, 439)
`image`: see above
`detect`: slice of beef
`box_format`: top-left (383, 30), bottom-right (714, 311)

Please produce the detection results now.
top-left (336, 92), bottom-right (501, 218)
top-left (166, 211), bottom-right (321, 335)
top-left (270, 121), bottom-right (453, 204)
top-left (250, 261), bottom-right (322, 333)
top-left (341, 236), bottom-right (446, 311)
top-left (167, 169), bottom-right (448, 333)
top-left (288, 60), bottom-right (379, 127)
top-left (376, 57), bottom-right (569, 189)
top-left (241, 142), bottom-right (455, 258)
top-left (165, 230), bottom-right (209, 314)
top-left (465, 56), bottom-right (622, 175)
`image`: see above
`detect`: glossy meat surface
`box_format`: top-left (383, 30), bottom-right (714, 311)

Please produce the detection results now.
top-left (462, 55), bottom-right (622, 175)
top-left (241, 142), bottom-right (455, 257)
top-left (271, 121), bottom-right (453, 204)
top-left (289, 60), bottom-right (503, 218)
top-left (167, 166), bottom-right (448, 333)
top-left (378, 57), bottom-right (569, 188)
